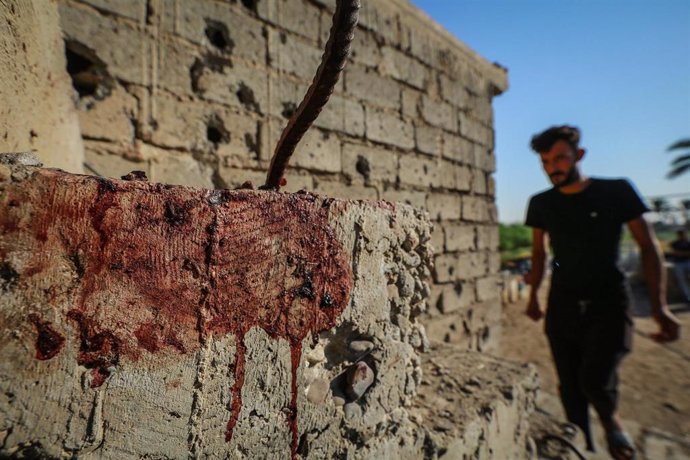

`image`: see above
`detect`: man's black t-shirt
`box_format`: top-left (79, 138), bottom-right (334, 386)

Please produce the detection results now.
top-left (525, 178), bottom-right (649, 296)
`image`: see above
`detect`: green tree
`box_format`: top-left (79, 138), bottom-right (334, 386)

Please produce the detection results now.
top-left (499, 224), bottom-right (532, 252)
top-left (666, 138), bottom-right (690, 178)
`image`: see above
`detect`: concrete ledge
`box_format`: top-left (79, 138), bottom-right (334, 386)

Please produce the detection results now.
top-left (0, 163), bottom-right (432, 458)
top-left (408, 344), bottom-right (539, 460)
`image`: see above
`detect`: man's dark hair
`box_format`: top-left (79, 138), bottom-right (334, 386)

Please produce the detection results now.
top-left (530, 125), bottom-right (581, 153)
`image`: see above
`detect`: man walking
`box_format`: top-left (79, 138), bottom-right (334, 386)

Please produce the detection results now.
top-left (524, 125), bottom-right (680, 459)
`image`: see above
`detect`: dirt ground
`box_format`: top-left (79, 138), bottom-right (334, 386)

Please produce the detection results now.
top-left (496, 287), bottom-right (690, 457)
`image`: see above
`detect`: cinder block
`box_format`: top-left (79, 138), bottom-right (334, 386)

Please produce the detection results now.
top-left (399, 155), bottom-right (438, 188)
top-left (257, 0), bottom-right (321, 42)
top-left (462, 195), bottom-right (490, 222)
top-left (426, 192), bottom-right (461, 221)
top-left (458, 64), bottom-right (489, 96)
top-left (420, 95), bottom-right (456, 132)
top-left (164, 0), bottom-right (266, 65)
top-left (444, 223), bottom-right (476, 252)
top-left (401, 88), bottom-right (421, 119)
top-left (346, 64), bottom-right (401, 111)
top-left (434, 253), bottom-right (457, 283)
top-left (459, 112), bottom-right (493, 147)
top-left (316, 95), bottom-right (366, 138)
top-left (379, 46), bottom-right (428, 90)
top-left (472, 169), bottom-right (488, 195)
top-left (476, 275), bottom-right (502, 302)
top-left (437, 161), bottom-right (457, 190)
top-left (442, 132), bottom-right (474, 164)
top-left (415, 123), bottom-right (443, 157)
top-left (292, 128), bottom-right (342, 173)
top-left (473, 144), bottom-right (497, 172)
top-left (156, 39), bottom-right (199, 98)
top-left (78, 85), bottom-right (137, 143)
top-left (268, 76), bottom-right (307, 120)
top-left (268, 31), bottom-right (323, 81)
top-left (152, 95), bottom-right (261, 170)
top-left (365, 108), bottom-right (414, 150)
top-left (456, 251), bottom-right (488, 279)
top-left (154, 94), bottom-right (260, 165)
top-left (452, 163), bottom-right (472, 192)
top-left (406, 19), bottom-right (434, 67)
top-left (342, 143), bottom-right (398, 184)
top-left (476, 225), bottom-right (499, 251)
top-left (349, 27), bottom-right (383, 68)
top-left (439, 74), bottom-right (470, 109)
top-left (438, 281), bottom-right (476, 314)
top-left (58, 2), bottom-right (149, 85)
top-left (190, 59), bottom-right (269, 116)
top-left (358, 0), bottom-right (401, 45)
top-left (468, 93), bottom-right (494, 125)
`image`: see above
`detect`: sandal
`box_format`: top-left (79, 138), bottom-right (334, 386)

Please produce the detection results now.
top-left (606, 430), bottom-right (636, 460)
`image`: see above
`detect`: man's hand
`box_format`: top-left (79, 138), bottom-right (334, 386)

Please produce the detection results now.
top-left (526, 296), bottom-right (543, 321)
top-left (651, 306), bottom-right (681, 342)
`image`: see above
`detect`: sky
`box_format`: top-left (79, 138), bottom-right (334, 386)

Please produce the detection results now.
top-left (411, 0), bottom-right (690, 223)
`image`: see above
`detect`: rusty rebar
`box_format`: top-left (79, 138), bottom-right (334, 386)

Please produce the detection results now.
top-left (264, 0), bottom-right (360, 190)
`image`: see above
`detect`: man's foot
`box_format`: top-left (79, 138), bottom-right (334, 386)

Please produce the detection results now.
top-left (606, 430), bottom-right (635, 460)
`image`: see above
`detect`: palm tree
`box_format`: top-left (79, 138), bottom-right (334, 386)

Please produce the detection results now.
top-left (666, 138), bottom-right (690, 178)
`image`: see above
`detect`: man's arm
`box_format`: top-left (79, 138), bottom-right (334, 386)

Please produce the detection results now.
top-left (627, 217), bottom-right (681, 342)
top-left (526, 227), bottom-right (547, 321)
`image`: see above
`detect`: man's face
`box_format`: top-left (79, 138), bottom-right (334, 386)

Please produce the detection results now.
top-left (538, 140), bottom-right (582, 188)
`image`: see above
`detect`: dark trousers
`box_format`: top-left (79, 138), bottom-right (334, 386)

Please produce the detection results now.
top-left (545, 286), bottom-right (633, 451)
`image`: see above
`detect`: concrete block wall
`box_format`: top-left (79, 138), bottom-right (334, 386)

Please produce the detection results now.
top-left (55, 0), bottom-right (508, 350)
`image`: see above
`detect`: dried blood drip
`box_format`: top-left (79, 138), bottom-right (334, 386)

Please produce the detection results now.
top-left (0, 170), bottom-right (353, 457)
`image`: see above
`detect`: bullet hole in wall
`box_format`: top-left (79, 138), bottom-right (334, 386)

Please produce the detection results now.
top-left (64, 40), bottom-right (113, 105)
top-left (355, 156), bottom-right (370, 180)
top-left (281, 102), bottom-right (297, 119)
top-left (190, 55), bottom-right (232, 95)
top-left (206, 115), bottom-right (230, 146)
top-left (241, 0), bottom-right (258, 13)
top-left (236, 83), bottom-right (260, 113)
top-left (204, 19), bottom-right (234, 53)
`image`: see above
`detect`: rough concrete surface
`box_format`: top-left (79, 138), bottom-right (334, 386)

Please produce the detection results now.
top-left (409, 344), bottom-right (539, 460)
top-left (0, 163), bottom-right (434, 459)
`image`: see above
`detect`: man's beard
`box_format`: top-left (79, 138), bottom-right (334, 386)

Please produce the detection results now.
top-left (550, 167), bottom-right (579, 188)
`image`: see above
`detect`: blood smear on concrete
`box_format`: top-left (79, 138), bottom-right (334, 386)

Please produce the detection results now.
top-left (0, 170), bottom-right (353, 457)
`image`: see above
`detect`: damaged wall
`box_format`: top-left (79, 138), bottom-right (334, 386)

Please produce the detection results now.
top-left (0, 160), bottom-right (540, 459)
top-left (0, 161), bottom-right (431, 458)
top-left (52, 0), bottom-right (508, 351)
top-left (0, 0), bottom-right (84, 172)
